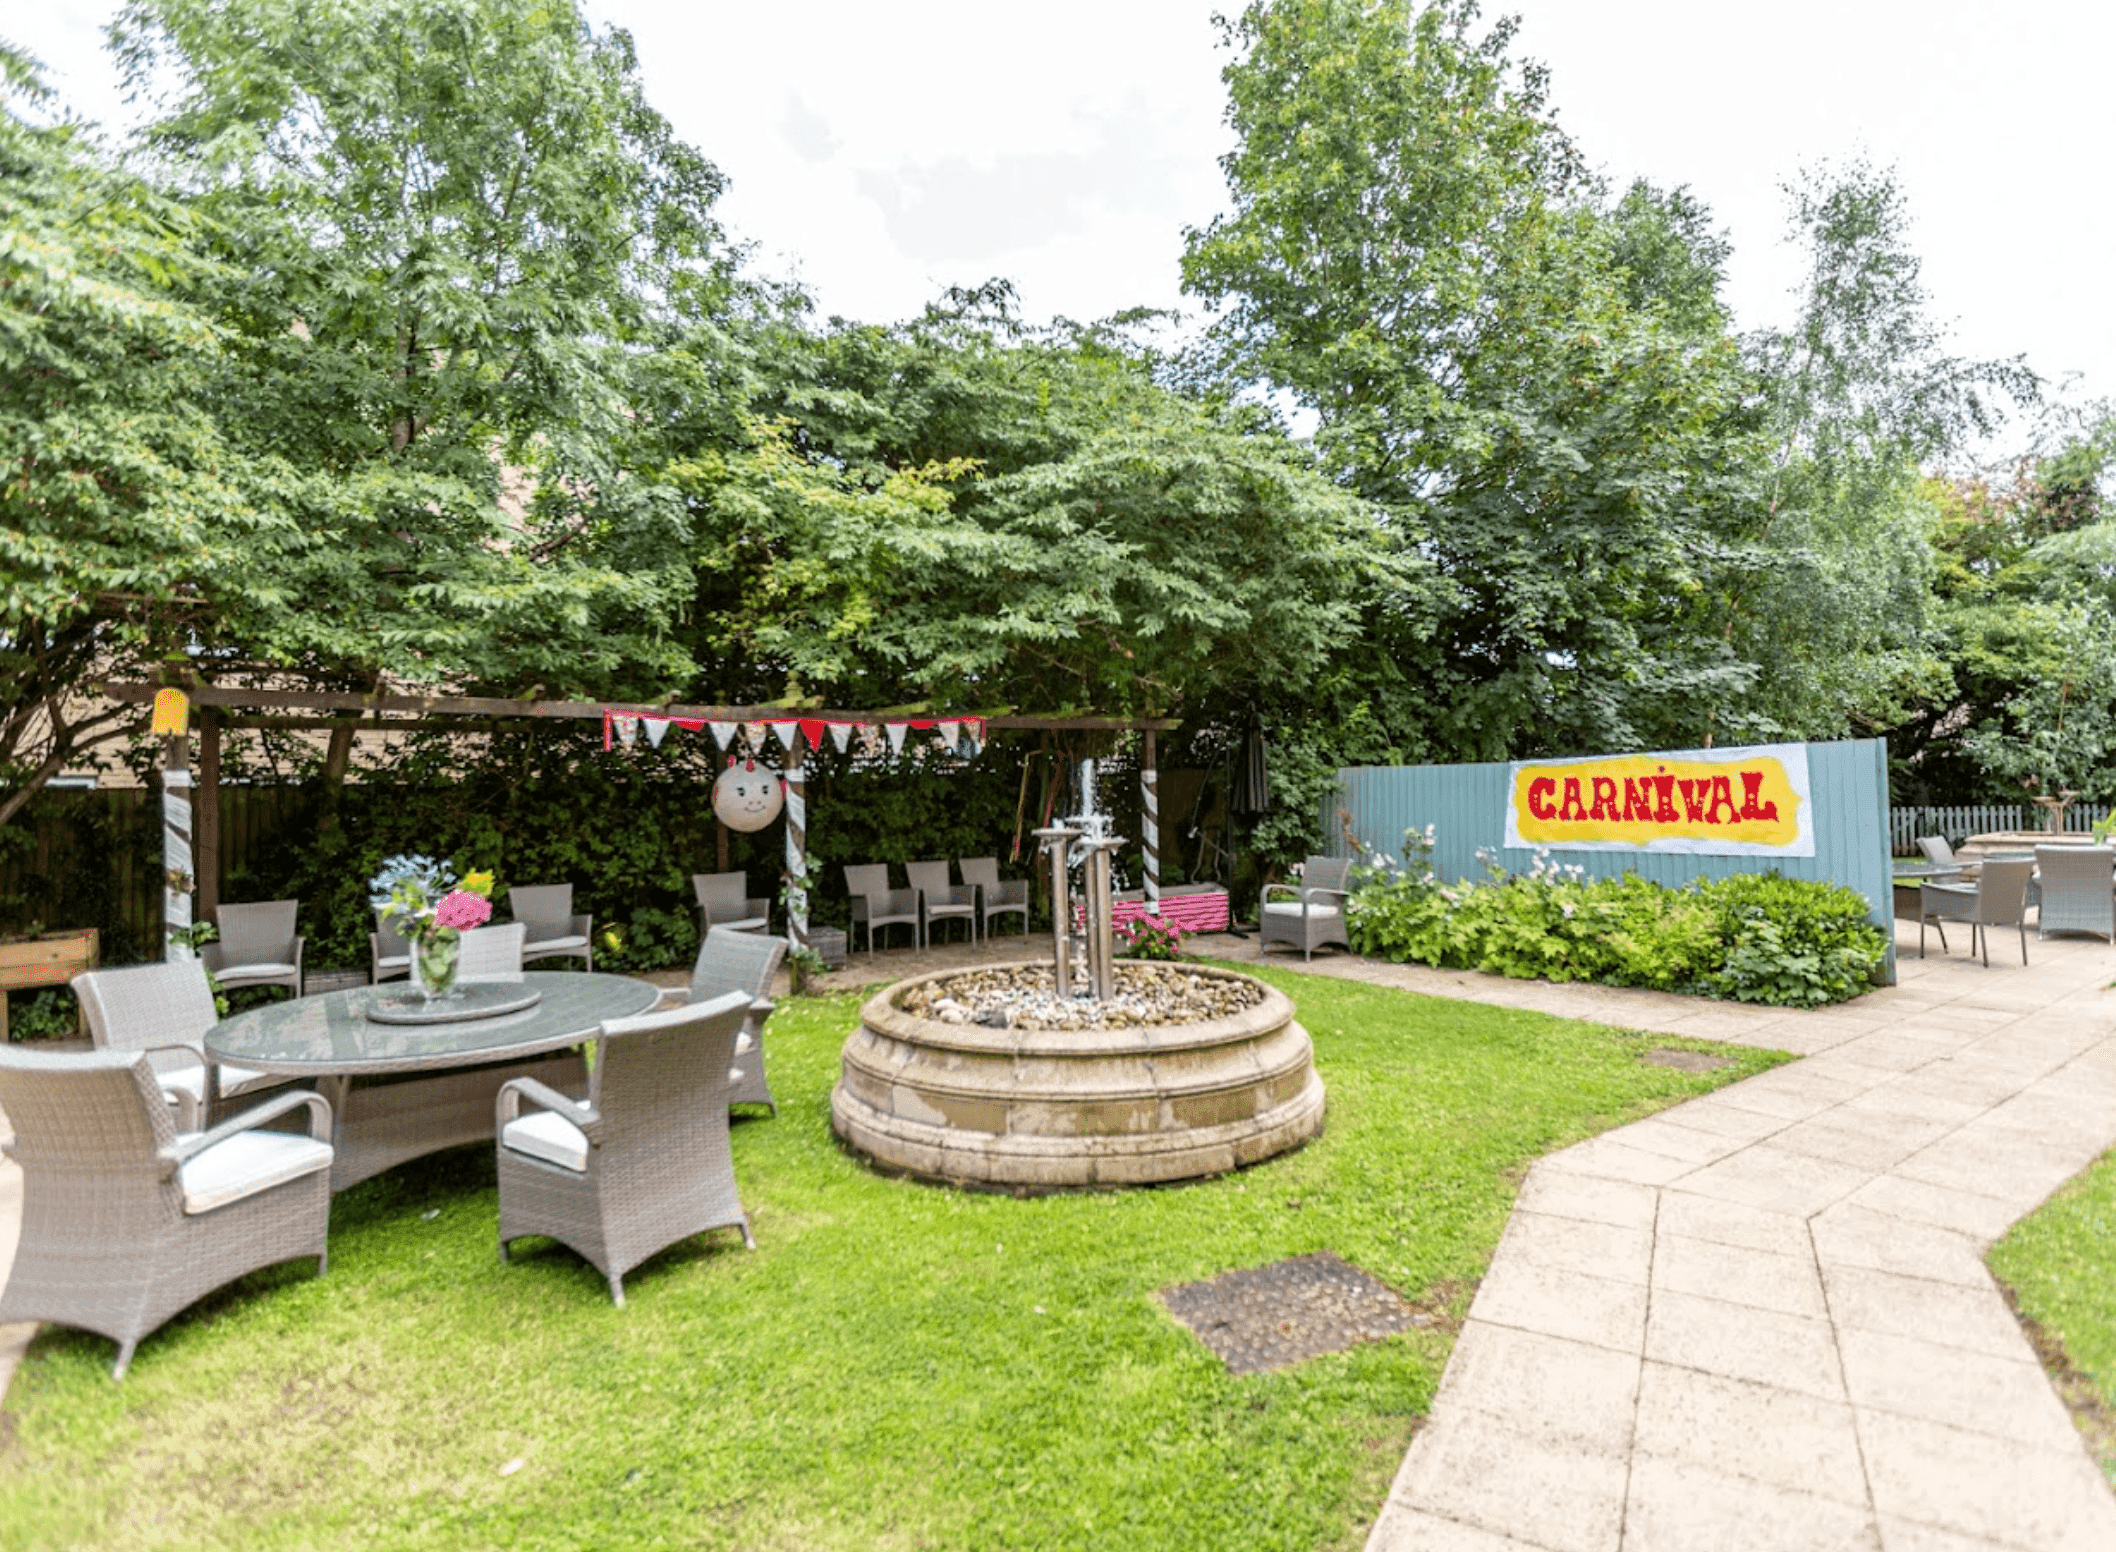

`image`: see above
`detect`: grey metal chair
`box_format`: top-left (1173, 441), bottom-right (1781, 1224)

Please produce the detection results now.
top-left (692, 871), bottom-right (771, 939)
top-left (958, 857), bottom-right (1029, 939)
top-left (1921, 859), bottom-right (2034, 966)
top-left (907, 860), bottom-right (978, 947)
top-left (845, 864), bottom-right (919, 954)
top-left (0, 1045), bottom-right (333, 1378)
top-left (1259, 856), bottom-right (1353, 961)
top-left (73, 960), bottom-right (285, 1129)
top-left (508, 883), bottom-right (592, 970)
top-left (680, 926), bottom-right (788, 1114)
top-left (459, 922), bottom-right (528, 983)
top-left (370, 909), bottom-right (412, 984)
top-left (201, 899), bottom-right (304, 997)
top-left (2035, 846), bottom-right (2116, 941)
top-left (1915, 835), bottom-right (1974, 880)
top-left (495, 991), bottom-right (756, 1306)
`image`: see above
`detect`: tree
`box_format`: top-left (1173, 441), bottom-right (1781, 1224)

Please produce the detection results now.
top-left (109, 0), bottom-right (737, 701)
top-left (0, 45), bottom-right (285, 825)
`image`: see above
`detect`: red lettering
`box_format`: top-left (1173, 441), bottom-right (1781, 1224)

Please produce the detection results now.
top-left (1704, 774), bottom-right (1741, 825)
top-left (1677, 779), bottom-right (1708, 823)
top-left (1651, 774), bottom-right (1678, 823)
top-left (1589, 777), bottom-right (1621, 821)
top-left (1527, 777), bottom-right (1558, 820)
top-left (1622, 777), bottom-right (1656, 822)
top-left (1739, 770), bottom-right (1779, 821)
top-left (1557, 777), bottom-right (1589, 822)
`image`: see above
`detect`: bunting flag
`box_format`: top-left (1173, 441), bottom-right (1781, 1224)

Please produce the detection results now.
top-left (858, 725), bottom-right (885, 758)
top-left (829, 722), bottom-right (852, 753)
top-left (643, 719), bottom-right (668, 749)
top-left (884, 722), bottom-right (908, 756)
top-left (709, 721), bottom-right (736, 750)
top-left (798, 717), bottom-right (828, 752)
top-left (613, 715), bottom-right (640, 748)
top-left (937, 720), bottom-right (960, 749)
top-left (770, 719), bottom-right (800, 753)
top-left (745, 720), bottom-right (770, 750)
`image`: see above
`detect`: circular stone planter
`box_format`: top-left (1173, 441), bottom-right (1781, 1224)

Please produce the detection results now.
top-left (831, 963), bottom-right (1325, 1191)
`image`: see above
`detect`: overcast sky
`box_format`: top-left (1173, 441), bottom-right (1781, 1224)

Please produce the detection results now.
top-left (12, 1), bottom-right (2112, 445)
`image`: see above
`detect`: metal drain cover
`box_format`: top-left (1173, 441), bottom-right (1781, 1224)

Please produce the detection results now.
top-left (1158, 1251), bottom-right (1425, 1374)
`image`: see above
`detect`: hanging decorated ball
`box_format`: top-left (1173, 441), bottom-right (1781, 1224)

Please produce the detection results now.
top-left (712, 758), bottom-right (785, 832)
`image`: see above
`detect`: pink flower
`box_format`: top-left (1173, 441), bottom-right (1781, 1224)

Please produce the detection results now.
top-left (434, 889), bottom-right (493, 931)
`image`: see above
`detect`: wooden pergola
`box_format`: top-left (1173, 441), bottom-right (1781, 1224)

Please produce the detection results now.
top-left (107, 682), bottom-right (1179, 955)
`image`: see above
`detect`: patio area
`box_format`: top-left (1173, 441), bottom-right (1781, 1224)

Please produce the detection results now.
top-left (3, 916), bottom-right (2113, 1548)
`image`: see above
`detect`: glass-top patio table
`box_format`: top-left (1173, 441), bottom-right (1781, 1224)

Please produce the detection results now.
top-left (206, 971), bottom-right (661, 1192)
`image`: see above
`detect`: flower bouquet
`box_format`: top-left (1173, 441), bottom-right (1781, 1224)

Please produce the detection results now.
top-left (371, 855), bottom-right (494, 1001)
top-left (1115, 912), bottom-right (1186, 962)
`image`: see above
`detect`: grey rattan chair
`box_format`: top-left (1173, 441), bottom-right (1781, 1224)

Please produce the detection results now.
top-left (495, 991), bottom-right (755, 1305)
top-left (459, 922), bottom-right (528, 983)
top-left (2035, 845), bottom-right (2116, 940)
top-left (0, 1045), bottom-right (333, 1378)
top-left (201, 899), bottom-right (304, 997)
top-left (845, 864), bottom-right (919, 954)
top-left (370, 909), bottom-right (412, 984)
top-left (508, 883), bottom-right (592, 970)
top-left (682, 926), bottom-right (787, 1114)
top-left (692, 871), bottom-right (770, 938)
top-left (1921, 859), bottom-right (2034, 966)
top-left (1915, 835), bottom-right (1970, 876)
top-left (73, 960), bottom-right (284, 1129)
top-left (958, 857), bottom-right (1029, 939)
top-left (1259, 856), bottom-right (1353, 961)
top-left (907, 860), bottom-right (977, 947)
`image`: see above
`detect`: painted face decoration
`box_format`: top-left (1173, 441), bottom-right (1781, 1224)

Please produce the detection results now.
top-left (712, 759), bottom-right (785, 832)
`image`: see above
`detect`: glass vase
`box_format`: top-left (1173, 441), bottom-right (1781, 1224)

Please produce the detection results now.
top-left (410, 927), bottom-right (463, 1002)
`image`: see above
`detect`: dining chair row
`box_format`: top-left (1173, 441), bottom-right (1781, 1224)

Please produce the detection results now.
top-left (842, 858), bottom-right (1029, 951)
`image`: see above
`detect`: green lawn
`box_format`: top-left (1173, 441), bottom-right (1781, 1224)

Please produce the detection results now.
top-left (1988, 1147), bottom-right (2116, 1483)
top-left (0, 964), bottom-right (1788, 1551)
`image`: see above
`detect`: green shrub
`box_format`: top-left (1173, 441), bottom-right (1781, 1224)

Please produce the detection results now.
top-left (5, 988), bottom-right (79, 1041)
top-left (1346, 834), bottom-right (1887, 1008)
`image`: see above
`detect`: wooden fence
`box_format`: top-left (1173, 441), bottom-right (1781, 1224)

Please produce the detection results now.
top-left (1887, 804), bottom-right (2100, 852)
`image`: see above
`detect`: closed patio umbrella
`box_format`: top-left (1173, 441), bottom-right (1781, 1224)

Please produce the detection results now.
top-left (1231, 714), bottom-right (1270, 817)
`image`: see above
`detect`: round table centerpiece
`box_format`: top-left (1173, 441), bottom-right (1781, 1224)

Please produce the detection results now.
top-left (371, 854), bottom-right (497, 1003)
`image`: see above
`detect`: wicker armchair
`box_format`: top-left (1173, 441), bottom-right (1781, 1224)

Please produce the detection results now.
top-left (1259, 856), bottom-right (1353, 961)
top-left (370, 909), bottom-right (412, 984)
top-left (2035, 846), bottom-right (2116, 941)
top-left (1920, 859), bottom-right (2034, 966)
top-left (459, 922), bottom-right (528, 982)
top-left (845, 864), bottom-right (919, 953)
top-left (907, 860), bottom-right (978, 947)
top-left (508, 883), bottom-right (593, 970)
top-left (0, 1046), bottom-right (333, 1378)
top-left (1914, 835), bottom-right (1973, 879)
top-left (680, 926), bottom-right (787, 1114)
top-left (73, 960), bottom-right (284, 1129)
top-left (692, 871), bottom-right (770, 938)
top-left (201, 899), bottom-right (304, 998)
top-left (958, 857), bottom-right (1029, 939)
top-left (495, 991), bottom-right (755, 1305)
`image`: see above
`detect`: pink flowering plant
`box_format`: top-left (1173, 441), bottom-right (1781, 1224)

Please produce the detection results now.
top-left (432, 889), bottom-right (492, 931)
top-left (1115, 912), bottom-right (1185, 961)
top-left (369, 855), bottom-right (497, 998)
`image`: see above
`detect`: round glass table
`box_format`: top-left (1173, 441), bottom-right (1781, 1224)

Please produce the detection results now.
top-left (205, 972), bottom-right (662, 1191)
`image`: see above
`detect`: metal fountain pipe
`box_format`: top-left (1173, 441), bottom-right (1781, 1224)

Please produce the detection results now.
top-left (1032, 823), bottom-right (1081, 999)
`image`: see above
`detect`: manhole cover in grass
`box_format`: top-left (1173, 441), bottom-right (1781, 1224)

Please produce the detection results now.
top-left (1157, 1252), bottom-right (1425, 1374)
top-left (1642, 1048), bottom-right (1735, 1072)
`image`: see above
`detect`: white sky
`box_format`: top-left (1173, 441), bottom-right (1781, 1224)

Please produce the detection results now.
top-left (11, 1), bottom-right (2112, 438)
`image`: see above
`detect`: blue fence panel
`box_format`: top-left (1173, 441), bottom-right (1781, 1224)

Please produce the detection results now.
top-left (1326, 739), bottom-right (1896, 983)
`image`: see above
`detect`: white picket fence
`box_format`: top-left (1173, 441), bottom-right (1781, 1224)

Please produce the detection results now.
top-left (1890, 804), bottom-right (2102, 852)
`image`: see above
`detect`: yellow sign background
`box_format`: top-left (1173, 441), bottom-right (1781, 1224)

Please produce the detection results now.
top-left (1509, 753), bottom-right (1805, 849)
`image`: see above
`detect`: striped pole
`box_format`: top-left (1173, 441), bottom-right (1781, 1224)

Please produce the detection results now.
top-left (1140, 729), bottom-right (1160, 916)
top-left (784, 744), bottom-right (809, 953)
top-left (162, 742), bottom-right (195, 961)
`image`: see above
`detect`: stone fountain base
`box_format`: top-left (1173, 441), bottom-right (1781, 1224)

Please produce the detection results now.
top-left (830, 962), bottom-right (1326, 1191)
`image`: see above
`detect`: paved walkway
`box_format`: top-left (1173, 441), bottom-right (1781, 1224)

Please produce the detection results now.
top-left (4, 926), bottom-right (2115, 1552)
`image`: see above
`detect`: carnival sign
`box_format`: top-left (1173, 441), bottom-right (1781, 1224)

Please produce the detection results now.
top-left (1503, 743), bottom-right (1814, 857)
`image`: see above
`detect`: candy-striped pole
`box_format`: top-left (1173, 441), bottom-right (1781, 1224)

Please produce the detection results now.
top-left (1140, 729), bottom-right (1160, 915)
top-left (784, 743), bottom-right (809, 952)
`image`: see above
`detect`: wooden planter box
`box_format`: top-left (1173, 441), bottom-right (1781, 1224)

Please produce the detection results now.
top-left (0, 929), bottom-right (100, 1039)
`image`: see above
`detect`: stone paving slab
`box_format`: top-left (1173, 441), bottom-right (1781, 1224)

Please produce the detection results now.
top-left (1362, 919), bottom-right (2116, 1551)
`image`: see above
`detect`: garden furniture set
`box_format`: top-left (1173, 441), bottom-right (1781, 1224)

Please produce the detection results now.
top-left (1913, 837), bottom-right (2116, 964)
top-left (843, 858), bottom-right (1029, 952)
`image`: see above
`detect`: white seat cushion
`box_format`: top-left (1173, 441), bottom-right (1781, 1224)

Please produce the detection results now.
top-left (1262, 901), bottom-right (1343, 919)
top-left (177, 1129), bottom-right (334, 1214)
top-left (501, 1108), bottom-right (590, 1172)
top-left (157, 1061), bottom-right (278, 1105)
top-left (712, 917), bottom-right (770, 933)
top-left (521, 934), bottom-right (589, 953)
top-left (374, 953), bottom-right (411, 972)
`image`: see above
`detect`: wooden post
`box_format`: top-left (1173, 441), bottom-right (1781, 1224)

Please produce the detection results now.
top-left (784, 745), bottom-right (808, 954)
top-left (716, 816), bottom-right (730, 875)
top-left (197, 709), bottom-right (222, 924)
top-left (1140, 728), bottom-right (1160, 916)
top-left (160, 732), bottom-right (193, 962)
